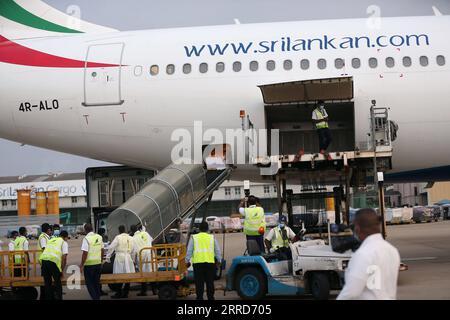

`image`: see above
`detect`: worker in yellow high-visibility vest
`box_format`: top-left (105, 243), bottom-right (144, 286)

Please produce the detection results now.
top-left (39, 230), bottom-right (69, 300)
top-left (80, 223), bottom-right (104, 300)
top-left (37, 223), bottom-right (53, 300)
top-left (264, 215), bottom-right (296, 260)
top-left (11, 227), bottom-right (29, 278)
top-left (239, 195), bottom-right (266, 253)
top-left (185, 222), bottom-right (221, 300)
top-left (312, 100), bottom-right (332, 154)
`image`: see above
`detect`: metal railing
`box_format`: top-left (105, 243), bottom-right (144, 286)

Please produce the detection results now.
top-left (0, 249), bottom-right (41, 283)
top-left (137, 243), bottom-right (187, 276)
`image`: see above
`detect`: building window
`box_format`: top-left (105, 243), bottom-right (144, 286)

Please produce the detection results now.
top-left (1, 200), bottom-right (7, 207)
top-left (224, 187), bottom-right (231, 196)
top-left (266, 60), bottom-right (276, 71)
top-left (369, 57), bottom-right (378, 68)
top-left (317, 58), bottom-right (327, 70)
top-left (166, 64), bottom-right (175, 75)
top-left (199, 62), bottom-right (208, 73)
top-left (351, 58), bottom-right (361, 69)
top-left (402, 56), bottom-right (412, 67)
top-left (273, 186), bottom-right (277, 193)
top-left (150, 65), bottom-right (159, 76)
top-left (249, 61), bottom-right (259, 71)
top-left (419, 56), bottom-right (429, 67)
top-left (300, 59), bottom-right (310, 70)
top-left (234, 187), bottom-right (241, 196)
top-left (335, 58), bottom-right (345, 69)
top-left (11, 200), bottom-right (16, 206)
top-left (233, 61), bottom-right (242, 72)
top-left (216, 62), bottom-right (225, 73)
top-left (71, 197), bottom-right (78, 204)
top-left (283, 60), bottom-right (292, 70)
top-left (385, 57), bottom-right (395, 68)
top-left (134, 65), bottom-right (143, 76)
top-left (436, 55), bottom-right (446, 66)
top-left (263, 186), bottom-right (270, 194)
top-left (183, 63), bottom-right (191, 74)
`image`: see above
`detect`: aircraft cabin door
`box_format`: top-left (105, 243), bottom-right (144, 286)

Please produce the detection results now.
top-left (83, 43), bottom-right (124, 106)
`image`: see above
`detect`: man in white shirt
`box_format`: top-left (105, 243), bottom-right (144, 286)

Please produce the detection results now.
top-left (337, 208), bottom-right (400, 300)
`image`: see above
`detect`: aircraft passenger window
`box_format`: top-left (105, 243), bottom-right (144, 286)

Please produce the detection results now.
top-left (419, 56), bottom-right (429, 67)
top-left (369, 57), bottom-right (378, 68)
top-left (300, 59), bottom-right (309, 70)
top-left (317, 59), bottom-right (326, 70)
top-left (166, 64), bottom-right (175, 75)
top-left (351, 58), bottom-right (361, 69)
top-left (283, 60), bottom-right (292, 70)
top-left (249, 61), bottom-right (258, 71)
top-left (385, 57), bottom-right (395, 68)
top-left (134, 66), bottom-right (143, 76)
top-left (233, 61), bottom-right (242, 72)
top-left (216, 62), bottom-right (225, 73)
top-left (335, 58), bottom-right (345, 69)
top-left (402, 56), bottom-right (412, 67)
top-left (266, 60), bottom-right (276, 71)
top-left (199, 63), bottom-right (208, 73)
top-left (150, 65), bottom-right (159, 76)
top-left (183, 63), bottom-right (192, 74)
top-left (436, 55), bottom-right (446, 66)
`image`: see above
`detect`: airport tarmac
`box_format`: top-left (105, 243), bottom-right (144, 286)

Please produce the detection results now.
top-left (1, 220), bottom-right (450, 300)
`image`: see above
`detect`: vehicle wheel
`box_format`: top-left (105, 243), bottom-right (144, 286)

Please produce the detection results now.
top-left (310, 273), bottom-right (330, 300)
top-left (236, 267), bottom-right (266, 300)
top-left (15, 287), bottom-right (38, 300)
top-left (158, 284), bottom-right (177, 300)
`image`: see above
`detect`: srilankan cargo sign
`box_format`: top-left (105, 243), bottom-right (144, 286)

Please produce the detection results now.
top-left (0, 180), bottom-right (86, 200)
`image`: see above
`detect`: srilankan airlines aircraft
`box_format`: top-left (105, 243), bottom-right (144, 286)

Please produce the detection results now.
top-left (0, 0), bottom-right (449, 183)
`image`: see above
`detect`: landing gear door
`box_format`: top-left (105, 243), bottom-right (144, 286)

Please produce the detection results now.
top-left (83, 43), bottom-right (125, 107)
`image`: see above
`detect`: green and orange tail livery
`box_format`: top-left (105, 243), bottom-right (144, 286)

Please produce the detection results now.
top-left (0, 0), bottom-right (117, 39)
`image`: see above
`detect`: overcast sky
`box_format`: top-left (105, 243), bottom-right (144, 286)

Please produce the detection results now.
top-left (0, 0), bottom-right (448, 176)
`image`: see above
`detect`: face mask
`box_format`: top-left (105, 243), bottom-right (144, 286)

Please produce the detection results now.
top-left (279, 223), bottom-right (285, 229)
top-left (53, 230), bottom-right (60, 236)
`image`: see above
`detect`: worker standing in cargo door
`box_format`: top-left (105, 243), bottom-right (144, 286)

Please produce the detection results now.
top-left (185, 222), bottom-right (221, 300)
top-left (38, 223), bottom-right (53, 300)
top-left (80, 223), bottom-right (104, 300)
top-left (312, 100), bottom-right (332, 154)
top-left (39, 230), bottom-right (69, 300)
top-left (239, 195), bottom-right (266, 253)
top-left (132, 225), bottom-right (153, 297)
top-left (106, 225), bottom-right (136, 299)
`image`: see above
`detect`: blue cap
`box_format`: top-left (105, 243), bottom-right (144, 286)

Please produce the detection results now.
top-left (279, 215), bottom-right (287, 223)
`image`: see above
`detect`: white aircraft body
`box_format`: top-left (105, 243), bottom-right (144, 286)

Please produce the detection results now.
top-left (0, 1), bottom-right (449, 182)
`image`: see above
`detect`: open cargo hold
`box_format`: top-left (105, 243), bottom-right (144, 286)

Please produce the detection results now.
top-left (259, 77), bottom-right (355, 155)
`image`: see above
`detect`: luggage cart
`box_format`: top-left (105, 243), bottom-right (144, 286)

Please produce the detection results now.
top-left (0, 243), bottom-right (193, 300)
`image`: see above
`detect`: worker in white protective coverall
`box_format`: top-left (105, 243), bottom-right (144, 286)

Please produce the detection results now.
top-left (106, 225), bottom-right (136, 299)
top-left (131, 224), bottom-right (153, 296)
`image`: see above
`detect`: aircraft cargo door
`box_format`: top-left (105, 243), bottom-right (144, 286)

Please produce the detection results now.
top-left (83, 43), bottom-right (124, 106)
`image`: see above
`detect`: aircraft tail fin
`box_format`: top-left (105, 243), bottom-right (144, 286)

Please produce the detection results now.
top-left (0, 0), bottom-right (117, 40)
